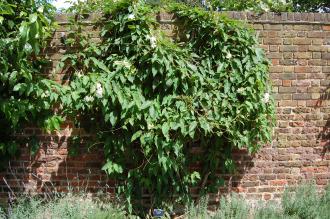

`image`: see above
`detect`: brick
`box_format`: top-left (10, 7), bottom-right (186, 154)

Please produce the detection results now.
top-left (297, 45), bottom-right (308, 52)
top-left (280, 59), bottom-right (298, 65)
top-left (308, 46), bottom-right (327, 52)
top-left (313, 52), bottom-right (322, 59)
top-left (282, 31), bottom-right (296, 38)
top-left (273, 94), bottom-right (292, 100)
top-left (308, 59), bottom-right (327, 66)
top-left (294, 25), bottom-right (312, 31)
top-left (269, 66), bottom-right (283, 73)
top-left (322, 52), bottom-right (330, 60)
top-left (283, 39), bottom-right (293, 45)
top-left (312, 39), bottom-right (323, 45)
top-left (293, 38), bottom-right (311, 45)
top-left (293, 93), bottom-right (312, 100)
top-left (269, 45), bottom-right (279, 52)
top-left (293, 52), bottom-right (311, 59)
top-left (279, 86), bottom-right (296, 93)
top-left (307, 32), bottom-right (324, 38)
top-left (322, 25), bottom-right (330, 31)
top-left (283, 52), bottom-right (293, 59)
top-left (282, 80), bottom-right (291, 87)
top-left (294, 66), bottom-right (321, 73)
top-left (279, 73), bottom-right (296, 80)
top-left (278, 100), bottom-right (297, 107)
top-left (280, 45), bottom-right (298, 52)
top-left (292, 80), bottom-right (310, 86)
top-left (264, 24), bottom-right (282, 30)
top-left (264, 38), bottom-right (282, 45)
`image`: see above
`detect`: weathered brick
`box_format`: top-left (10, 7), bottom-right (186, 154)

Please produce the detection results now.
top-left (308, 45), bottom-right (327, 52)
top-left (312, 39), bottom-right (323, 45)
top-left (322, 25), bottom-right (330, 31)
top-left (307, 32), bottom-right (325, 38)
top-left (280, 45), bottom-right (298, 52)
top-left (292, 93), bottom-right (312, 100)
top-left (313, 52), bottom-right (322, 59)
top-left (293, 52), bottom-right (311, 59)
top-left (322, 52), bottom-right (330, 60)
top-left (279, 86), bottom-right (296, 93)
top-left (282, 80), bottom-right (291, 87)
top-left (279, 73), bottom-right (296, 80)
top-left (264, 24), bottom-right (282, 30)
top-left (283, 39), bottom-right (293, 45)
top-left (264, 38), bottom-right (282, 45)
top-left (292, 80), bottom-right (311, 86)
top-left (293, 38), bottom-right (311, 45)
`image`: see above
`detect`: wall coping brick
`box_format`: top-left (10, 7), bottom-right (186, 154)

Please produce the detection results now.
top-left (55, 12), bottom-right (330, 25)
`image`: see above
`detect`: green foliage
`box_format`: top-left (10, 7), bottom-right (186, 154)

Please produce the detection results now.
top-left (178, 0), bottom-right (292, 12)
top-left (183, 184), bottom-right (330, 219)
top-left (282, 183), bottom-right (330, 219)
top-left (1, 0), bottom-right (274, 213)
top-left (214, 193), bottom-right (250, 218)
top-left (0, 0), bottom-right (59, 168)
top-left (1, 194), bottom-right (132, 219)
top-left (293, 0), bottom-right (330, 12)
top-left (179, 0), bottom-right (330, 13)
top-left (1, 183), bottom-right (329, 218)
top-left (58, 0), bottom-right (274, 212)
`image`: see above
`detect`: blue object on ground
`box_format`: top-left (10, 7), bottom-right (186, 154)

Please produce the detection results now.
top-left (153, 209), bottom-right (164, 218)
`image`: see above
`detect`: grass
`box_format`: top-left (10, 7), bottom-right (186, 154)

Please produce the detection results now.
top-left (0, 183), bottom-right (329, 219)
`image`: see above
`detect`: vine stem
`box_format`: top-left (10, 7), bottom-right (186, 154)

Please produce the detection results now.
top-left (196, 171), bottom-right (211, 204)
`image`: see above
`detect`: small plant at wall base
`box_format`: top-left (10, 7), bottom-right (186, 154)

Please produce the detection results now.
top-left (58, 0), bottom-right (275, 213)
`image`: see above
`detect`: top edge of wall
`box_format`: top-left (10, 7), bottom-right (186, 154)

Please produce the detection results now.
top-left (55, 12), bottom-right (330, 25)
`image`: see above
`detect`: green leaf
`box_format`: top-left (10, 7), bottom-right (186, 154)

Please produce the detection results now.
top-left (29, 14), bottom-right (38, 23)
top-left (102, 160), bottom-right (123, 175)
top-left (161, 123), bottom-right (170, 139)
top-left (90, 57), bottom-right (111, 74)
top-left (131, 130), bottom-right (142, 142)
top-left (188, 121), bottom-right (197, 138)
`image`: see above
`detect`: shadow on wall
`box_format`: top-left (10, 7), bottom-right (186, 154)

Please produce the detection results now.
top-left (0, 125), bottom-right (115, 205)
top-left (0, 123), bottom-right (256, 206)
top-left (317, 86), bottom-right (330, 157)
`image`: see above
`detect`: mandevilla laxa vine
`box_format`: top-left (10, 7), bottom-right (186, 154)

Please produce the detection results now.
top-left (1, 0), bottom-right (275, 213)
top-left (58, 0), bottom-right (275, 211)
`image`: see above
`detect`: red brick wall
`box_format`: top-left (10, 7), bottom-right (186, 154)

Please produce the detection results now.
top-left (1, 12), bottom-right (330, 203)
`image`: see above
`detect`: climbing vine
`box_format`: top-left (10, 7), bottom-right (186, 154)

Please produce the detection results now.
top-left (0, 0), bottom-right (60, 168)
top-left (1, 0), bottom-right (274, 213)
top-left (57, 0), bottom-right (275, 212)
